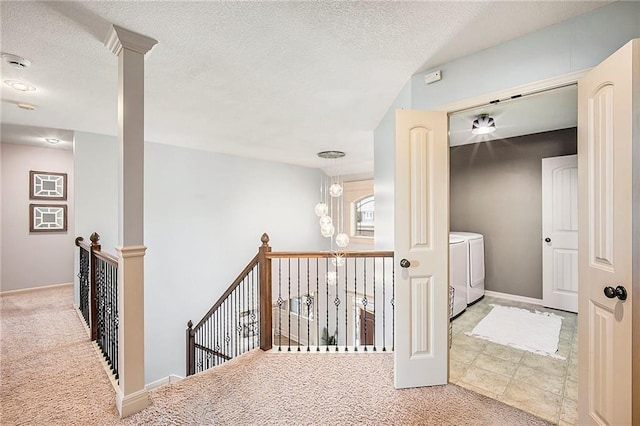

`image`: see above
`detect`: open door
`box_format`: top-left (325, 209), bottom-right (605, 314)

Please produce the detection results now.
top-left (578, 39), bottom-right (638, 425)
top-left (394, 110), bottom-right (449, 388)
top-left (542, 154), bottom-right (578, 313)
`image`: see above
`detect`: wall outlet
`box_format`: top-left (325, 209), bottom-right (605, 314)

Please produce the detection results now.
top-left (425, 70), bottom-right (442, 84)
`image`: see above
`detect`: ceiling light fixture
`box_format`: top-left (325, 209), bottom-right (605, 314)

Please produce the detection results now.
top-left (471, 114), bottom-right (496, 135)
top-left (4, 80), bottom-right (36, 92)
top-left (17, 102), bottom-right (36, 110)
top-left (315, 150), bottom-right (348, 284)
top-left (45, 138), bottom-right (60, 145)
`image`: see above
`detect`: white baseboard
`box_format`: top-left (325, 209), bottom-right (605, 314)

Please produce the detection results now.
top-left (0, 282), bottom-right (73, 296)
top-left (484, 290), bottom-right (543, 306)
top-left (146, 374), bottom-right (184, 391)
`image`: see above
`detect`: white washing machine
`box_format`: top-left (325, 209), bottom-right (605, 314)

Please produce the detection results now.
top-left (450, 232), bottom-right (485, 305)
top-left (449, 235), bottom-right (468, 318)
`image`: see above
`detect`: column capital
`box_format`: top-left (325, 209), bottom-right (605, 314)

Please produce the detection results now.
top-left (105, 25), bottom-right (157, 56)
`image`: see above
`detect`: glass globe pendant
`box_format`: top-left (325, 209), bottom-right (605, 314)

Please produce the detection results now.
top-left (321, 223), bottom-right (335, 238)
top-left (319, 215), bottom-right (332, 227)
top-left (314, 202), bottom-right (328, 217)
top-left (335, 233), bottom-right (349, 248)
top-left (327, 270), bottom-right (337, 286)
top-left (329, 183), bottom-right (343, 197)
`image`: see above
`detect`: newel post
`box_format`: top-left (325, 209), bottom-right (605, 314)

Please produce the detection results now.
top-left (258, 233), bottom-right (272, 351)
top-left (89, 232), bottom-right (101, 341)
top-left (186, 320), bottom-right (195, 376)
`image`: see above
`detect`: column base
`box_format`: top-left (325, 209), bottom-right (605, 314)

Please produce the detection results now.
top-left (116, 388), bottom-right (150, 417)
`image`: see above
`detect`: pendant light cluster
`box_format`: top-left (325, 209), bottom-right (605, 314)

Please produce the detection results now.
top-left (315, 151), bottom-right (349, 285)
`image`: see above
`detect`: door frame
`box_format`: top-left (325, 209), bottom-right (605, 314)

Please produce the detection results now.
top-left (433, 69), bottom-right (586, 392)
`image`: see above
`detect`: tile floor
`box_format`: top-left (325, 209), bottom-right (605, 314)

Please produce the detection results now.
top-left (449, 296), bottom-right (578, 425)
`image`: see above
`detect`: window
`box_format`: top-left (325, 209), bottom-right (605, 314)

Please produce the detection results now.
top-left (354, 195), bottom-right (374, 237)
top-left (344, 180), bottom-right (374, 245)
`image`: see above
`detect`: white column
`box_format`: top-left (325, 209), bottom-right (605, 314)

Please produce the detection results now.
top-left (105, 25), bottom-right (157, 418)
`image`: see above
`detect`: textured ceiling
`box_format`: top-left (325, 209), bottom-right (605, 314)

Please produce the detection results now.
top-left (0, 1), bottom-right (608, 174)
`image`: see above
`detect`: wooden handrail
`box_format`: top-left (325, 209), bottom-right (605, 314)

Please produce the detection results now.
top-left (75, 235), bottom-right (118, 265)
top-left (266, 250), bottom-right (394, 259)
top-left (194, 253), bottom-right (260, 331)
top-left (194, 344), bottom-right (232, 361)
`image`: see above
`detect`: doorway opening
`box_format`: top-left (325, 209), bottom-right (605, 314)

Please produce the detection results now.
top-left (445, 84), bottom-right (580, 424)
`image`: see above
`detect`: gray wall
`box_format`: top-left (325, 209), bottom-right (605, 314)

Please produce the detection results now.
top-left (1, 142), bottom-right (75, 291)
top-left (74, 132), bottom-right (326, 383)
top-left (450, 128), bottom-right (576, 299)
top-left (374, 1), bottom-right (640, 250)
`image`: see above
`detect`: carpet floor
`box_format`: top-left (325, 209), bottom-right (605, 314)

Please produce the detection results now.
top-left (1, 285), bottom-right (554, 425)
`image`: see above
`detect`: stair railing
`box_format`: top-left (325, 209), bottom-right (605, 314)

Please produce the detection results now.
top-left (186, 233), bottom-right (395, 376)
top-left (75, 232), bottom-right (119, 380)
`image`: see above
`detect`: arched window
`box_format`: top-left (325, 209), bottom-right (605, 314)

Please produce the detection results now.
top-left (354, 195), bottom-right (374, 237)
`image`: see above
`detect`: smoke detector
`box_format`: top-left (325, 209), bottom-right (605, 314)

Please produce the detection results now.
top-left (2, 53), bottom-right (31, 69)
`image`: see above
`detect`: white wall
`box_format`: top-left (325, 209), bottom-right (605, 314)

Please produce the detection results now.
top-left (373, 80), bottom-right (411, 250)
top-left (74, 133), bottom-right (325, 383)
top-left (374, 1), bottom-right (640, 249)
top-left (1, 142), bottom-right (75, 291)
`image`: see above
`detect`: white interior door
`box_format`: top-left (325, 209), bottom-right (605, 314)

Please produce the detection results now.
top-left (542, 154), bottom-right (578, 313)
top-left (578, 39), bottom-right (638, 425)
top-left (394, 109), bottom-right (448, 388)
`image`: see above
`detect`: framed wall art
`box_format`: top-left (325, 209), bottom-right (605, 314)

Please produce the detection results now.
top-left (30, 170), bottom-right (67, 200)
top-left (29, 204), bottom-right (67, 233)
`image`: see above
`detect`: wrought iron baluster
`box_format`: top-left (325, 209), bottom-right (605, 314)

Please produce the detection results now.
top-left (363, 257), bottom-right (368, 352)
top-left (382, 259), bottom-right (386, 352)
top-left (373, 257), bottom-right (377, 351)
top-left (344, 257), bottom-right (348, 352)
top-left (277, 259), bottom-right (282, 351)
top-left (306, 258), bottom-right (310, 352)
top-left (334, 265), bottom-right (339, 352)
top-left (297, 258), bottom-right (300, 352)
top-left (354, 257), bottom-right (358, 352)
top-left (325, 257), bottom-right (329, 352)
top-left (287, 258), bottom-right (291, 352)
top-left (316, 259), bottom-right (320, 352)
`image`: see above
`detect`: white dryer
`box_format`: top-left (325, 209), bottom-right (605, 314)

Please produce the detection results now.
top-left (450, 232), bottom-right (485, 305)
top-left (449, 235), bottom-right (468, 318)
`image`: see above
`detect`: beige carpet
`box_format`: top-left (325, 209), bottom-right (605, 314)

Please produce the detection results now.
top-left (1, 285), bottom-right (554, 426)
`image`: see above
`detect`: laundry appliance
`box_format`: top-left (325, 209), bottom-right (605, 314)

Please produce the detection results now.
top-left (450, 232), bottom-right (485, 305)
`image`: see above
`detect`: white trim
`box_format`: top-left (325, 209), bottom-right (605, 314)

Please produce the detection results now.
top-left (484, 290), bottom-right (543, 306)
top-left (75, 308), bottom-right (92, 339)
top-left (145, 374), bottom-right (184, 391)
top-left (0, 282), bottom-right (72, 296)
top-left (105, 25), bottom-right (158, 56)
top-left (116, 387), bottom-right (150, 418)
top-left (91, 341), bottom-right (120, 394)
top-left (436, 69), bottom-right (590, 114)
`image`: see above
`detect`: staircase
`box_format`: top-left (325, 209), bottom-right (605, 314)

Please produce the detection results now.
top-left (186, 233), bottom-right (395, 376)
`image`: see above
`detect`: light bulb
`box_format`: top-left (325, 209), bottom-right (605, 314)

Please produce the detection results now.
top-left (335, 233), bottom-right (349, 248)
top-left (327, 271), bottom-right (337, 286)
top-left (320, 223), bottom-right (335, 238)
top-left (319, 215), bottom-right (332, 227)
top-left (314, 202), bottom-right (328, 217)
top-left (329, 183), bottom-right (343, 197)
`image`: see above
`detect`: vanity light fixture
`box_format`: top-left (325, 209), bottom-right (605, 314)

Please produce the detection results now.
top-left (471, 114), bottom-right (496, 135)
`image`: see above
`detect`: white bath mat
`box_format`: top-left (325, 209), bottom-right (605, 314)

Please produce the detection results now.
top-left (466, 304), bottom-right (564, 359)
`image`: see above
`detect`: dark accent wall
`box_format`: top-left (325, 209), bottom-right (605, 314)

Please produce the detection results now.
top-left (450, 128), bottom-right (577, 299)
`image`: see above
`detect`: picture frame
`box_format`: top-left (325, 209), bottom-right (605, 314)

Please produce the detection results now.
top-left (29, 204), bottom-right (67, 233)
top-left (29, 170), bottom-right (67, 200)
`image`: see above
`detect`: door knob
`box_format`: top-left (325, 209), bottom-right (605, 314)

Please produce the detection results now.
top-left (400, 259), bottom-right (411, 268)
top-left (544, 237), bottom-right (551, 243)
top-left (604, 285), bottom-right (627, 301)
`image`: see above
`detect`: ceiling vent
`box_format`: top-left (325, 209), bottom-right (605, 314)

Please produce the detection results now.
top-left (1, 53), bottom-right (31, 69)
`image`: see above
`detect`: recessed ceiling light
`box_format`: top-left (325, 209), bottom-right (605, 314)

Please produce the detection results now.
top-left (4, 80), bottom-right (36, 92)
top-left (45, 138), bottom-right (60, 145)
top-left (1, 53), bottom-right (31, 69)
top-left (471, 114), bottom-right (496, 135)
top-left (17, 102), bottom-right (36, 110)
